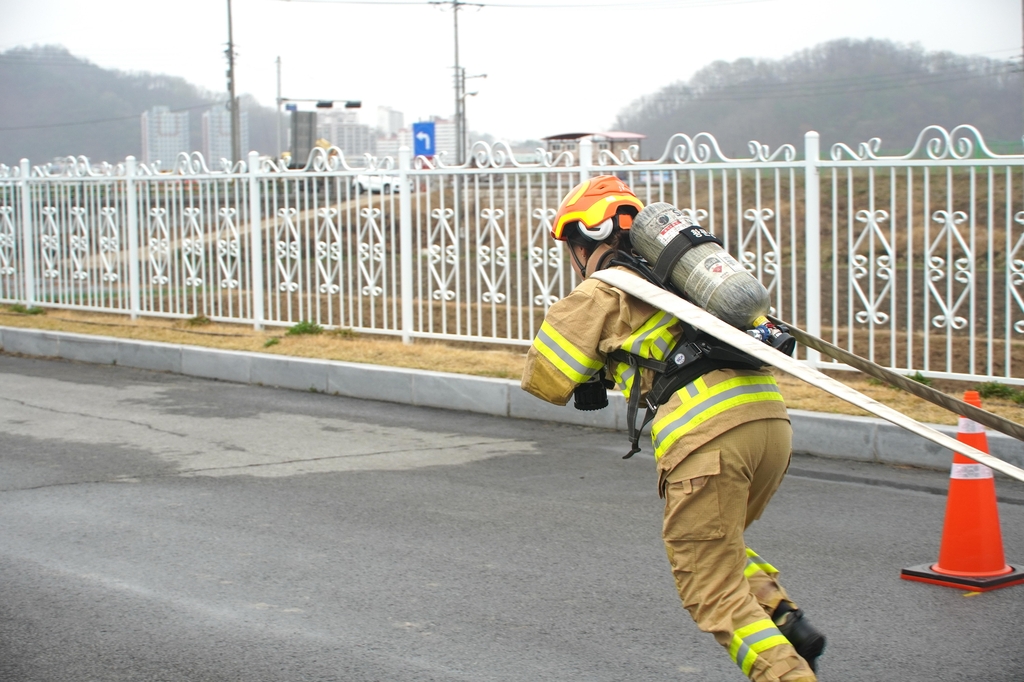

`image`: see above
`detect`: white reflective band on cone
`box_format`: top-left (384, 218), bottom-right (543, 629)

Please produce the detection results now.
top-left (958, 417), bottom-right (986, 434)
top-left (951, 463), bottom-right (994, 479)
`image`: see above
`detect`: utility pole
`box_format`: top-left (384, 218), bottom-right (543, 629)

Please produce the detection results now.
top-left (431, 0), bottom-right (481, 164)
top-left (276, 56), bottom-right (282, 159)
top-left (452, 2), bottom-right (463, 164)
top-left (226, 0), bottom-right (241, 164)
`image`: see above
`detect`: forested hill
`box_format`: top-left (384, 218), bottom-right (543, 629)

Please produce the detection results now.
top-left (0, 45), bottom-right (276, 166)
top-left (3, 40), bottom-right (1020, 166)
top-left (614, 39), bottom-right (1023, 159)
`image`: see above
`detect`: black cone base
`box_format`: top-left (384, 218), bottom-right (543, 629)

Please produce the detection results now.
top-left (900, 563), bottom-right (1024, 592)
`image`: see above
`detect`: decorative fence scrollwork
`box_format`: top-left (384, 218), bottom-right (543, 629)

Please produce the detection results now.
top-left (1010, 212), bottom-right (1024, 335)
top-left (275, 207), bottom-right (301, 293)
top-left (357, 207), bottom-right (385, 298)
top-left (68, 207), bottom-right (89, 281)
top-left (850, 209), bottom-right (893, 325)
top-left (3, 125), bottom-right (1023, 384)
top-left (181, 207), bottom-right (205, 288)
top-left (0, 206), bottom-right (17, 277)
top-left (529, 207), bottom-right (561, 308)
top-left (927, 209), bottom-right (972, 331)
top-left (148, 207), bottom-right (170, 286)
top-left (315, 207), bottom-right (341, 296)
top-left (741, 206), bottom-right (780, 308)
top-left (217, 207), bottom-right (240, 290)
top-left (428, 207), bottom-right (458, 302)
top-left (40, 207), bottom-right (60, 280)
top-left (98, 207), bottom-right (120, 283)
top-left (477, 208), bottom-right (508, 305)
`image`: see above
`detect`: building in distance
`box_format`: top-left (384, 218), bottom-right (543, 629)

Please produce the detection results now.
top-left (542, 131), bottom-right (646, 161)
top-left (141, 106), bottom-right (189, 168)
top-left (318, 110), bottom-right (375, 159)
top-left (377, 117), bottom-right (457, 161)
top-left (377, 106), bottom-right (404, 137)
top-left (202, 106), bottom-right (249, 166)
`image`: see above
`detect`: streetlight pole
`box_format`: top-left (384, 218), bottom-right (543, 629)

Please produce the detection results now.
top-left (276, 56), bottom-right (282, 159)
top-left (461, 72), bottom-right (486, 156)
top-left (226, 0), bottom-right (241, 164)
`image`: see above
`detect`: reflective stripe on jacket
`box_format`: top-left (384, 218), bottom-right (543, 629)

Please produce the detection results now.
top-left (521, 268), bottom-right (788, 473)
top-left (610, 309), bottom-right (677, 400)
top-left (521, 272), bottom-right (660, 406)
top-left (533, 320), bottom-right (603, 384)
top-left (652, 373), bottom-right (785, 459)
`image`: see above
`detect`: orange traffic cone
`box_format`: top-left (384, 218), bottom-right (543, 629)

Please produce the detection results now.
top-left (901, 391), bottom-right (1024, 591)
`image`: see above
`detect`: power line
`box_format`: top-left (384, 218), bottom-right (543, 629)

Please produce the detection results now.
top-left (4, 67), bottom-right (1013, 132)
top-left (628, 67), bottom-right (1021, 107)
top-left (280, 0), bottom-right (774, 7)
top-left (671, 63), bottom-right (1018, 96)
top-left (0, 56), bottom-right (103, 67)
top-left (447, 0), bottom-right (773, 6)
top-left (0, 102), bottom-right (222, 132)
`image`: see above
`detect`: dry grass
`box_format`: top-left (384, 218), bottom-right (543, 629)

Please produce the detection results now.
top-left (3, 304), bottom-right (1023, 427)
top-left (773, 372), bottom-right (1023, 426)
top-left (0, 306), bottom-right (526, 380)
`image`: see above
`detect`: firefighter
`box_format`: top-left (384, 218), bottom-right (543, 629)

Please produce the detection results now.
top-left (521, 175), bottom-right (825, 682)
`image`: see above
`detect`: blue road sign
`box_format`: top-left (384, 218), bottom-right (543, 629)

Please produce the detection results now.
top-left (413, 121), bottom-right (435, 157)
top-left (285, 103), bottom-right (297, 112)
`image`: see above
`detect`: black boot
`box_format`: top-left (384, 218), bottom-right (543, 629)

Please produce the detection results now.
top-left (772, 601), bottom-right (826, 673)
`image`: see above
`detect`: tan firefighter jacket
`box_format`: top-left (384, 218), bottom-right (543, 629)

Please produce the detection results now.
top-left (521, 265), bottom-right (789, 482)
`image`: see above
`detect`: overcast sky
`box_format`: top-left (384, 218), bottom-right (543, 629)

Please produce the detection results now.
top-left (0, 0), bottom-right (1019, 142)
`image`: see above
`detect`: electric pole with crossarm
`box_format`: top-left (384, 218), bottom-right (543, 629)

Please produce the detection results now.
top-left (431, 0), bottom-right (482, 165)
top-left (226, 0), bottom-right (241, 164)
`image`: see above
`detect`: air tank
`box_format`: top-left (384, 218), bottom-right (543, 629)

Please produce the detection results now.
top-left (629, 202), bottom-right (770, 329)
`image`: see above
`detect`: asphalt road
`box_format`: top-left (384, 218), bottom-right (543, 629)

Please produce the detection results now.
top-left (1, 352), bottom-right (1023, 682)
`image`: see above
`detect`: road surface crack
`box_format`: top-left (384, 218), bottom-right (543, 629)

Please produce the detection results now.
top-left (170, 438), bottom-right (525, 475)
top-left (0, 395), bottom-right (188, 438)
top-left (0, 438), bottom-right (526, 493)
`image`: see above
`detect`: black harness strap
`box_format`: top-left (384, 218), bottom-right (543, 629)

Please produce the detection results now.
top-left (608, 350), bottom-right (666, 459)
top-left (611, 352), bottom-right (645, 459)
top-left (625, 406), bottom-right (658, 459)
top-left (607, 328), bottom-right (765, 459)
top-left (592, 248), bottom-right (788, 459)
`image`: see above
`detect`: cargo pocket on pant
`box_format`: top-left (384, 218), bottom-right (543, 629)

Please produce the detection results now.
top-left (662, 449), bottom-right (724, 544)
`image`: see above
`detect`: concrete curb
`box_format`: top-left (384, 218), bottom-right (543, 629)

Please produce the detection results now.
top-left (2, 325), bottom-right (1021, 471)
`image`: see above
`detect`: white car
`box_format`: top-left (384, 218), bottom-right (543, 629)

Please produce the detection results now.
top-left (351, 174), bottom-right (411, 194)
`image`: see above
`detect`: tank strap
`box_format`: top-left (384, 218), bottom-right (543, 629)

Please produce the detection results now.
top-left (610, 341), bottom-right (712, 460)
top-left (651, 226), bottom-right (722, 285)
top-left (609, 330), bottom-right (764, 459)
top-left (603, 249), bottom-right (767, 458)
top-left (607, 351), bottom-right (654, 459)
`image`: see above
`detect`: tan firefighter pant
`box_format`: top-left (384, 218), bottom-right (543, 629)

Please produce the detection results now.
top-left (662, 418), bottom-right (816, 682)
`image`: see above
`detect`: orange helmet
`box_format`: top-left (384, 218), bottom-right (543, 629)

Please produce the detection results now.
top-left (552, 175), bottom-right (644, 242)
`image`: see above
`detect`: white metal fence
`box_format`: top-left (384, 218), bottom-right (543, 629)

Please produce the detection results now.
top-left (2, 125), bottom-right (1022, 385)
